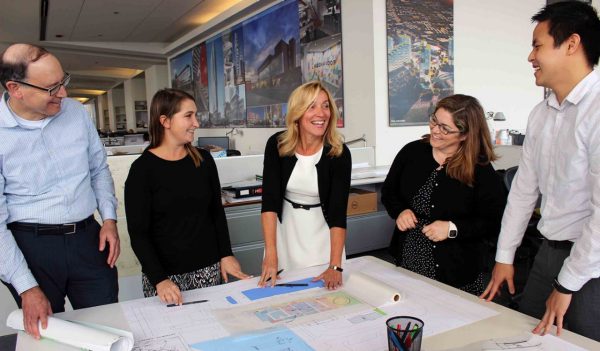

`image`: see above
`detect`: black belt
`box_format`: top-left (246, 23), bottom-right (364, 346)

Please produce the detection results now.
top-left (7, 215), bottom-right (95, 235)
top-left (545, 239), bottom-right (574, 251)
top-left (284, 197), bottom-right (321, 210)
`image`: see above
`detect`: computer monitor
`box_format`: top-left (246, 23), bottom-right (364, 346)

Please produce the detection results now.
top-left (197, 136), bottom-right (229, 150)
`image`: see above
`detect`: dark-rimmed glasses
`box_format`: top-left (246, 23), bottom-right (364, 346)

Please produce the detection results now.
top-left (11, 73), bottom-right (71, 96)
top-left (429, 113), bottom-right (462, 135)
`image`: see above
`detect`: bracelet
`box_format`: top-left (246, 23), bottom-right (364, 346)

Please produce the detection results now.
top-left (329, 265), bottom-right (343, 272)
top-left (552, 278), bottom-right (575, 294)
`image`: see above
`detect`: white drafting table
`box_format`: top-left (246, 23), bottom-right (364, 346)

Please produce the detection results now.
top-left (15, 256), bottom-right (599, 351)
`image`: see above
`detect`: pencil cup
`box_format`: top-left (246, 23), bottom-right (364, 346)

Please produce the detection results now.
top-left (386, 316), bottom-right (424, 351)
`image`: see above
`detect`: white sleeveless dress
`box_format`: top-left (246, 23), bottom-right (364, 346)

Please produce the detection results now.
top-left (276, 147), bottom-right (346, 270)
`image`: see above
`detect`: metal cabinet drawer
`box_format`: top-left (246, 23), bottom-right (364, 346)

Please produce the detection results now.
top-left (232, 242), bottom-right (265, 276)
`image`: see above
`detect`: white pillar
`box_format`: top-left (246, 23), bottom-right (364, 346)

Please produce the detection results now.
top-left (96, 95), bottom-right (106, 131)
top-left (107, 90), bottom-right (116, 132)
top-left (123, 79), bottom-right (137, 132)
top-left (144, 64), bottom-right (168, 109)
top-left (144, 65), bottom-right (168, 134)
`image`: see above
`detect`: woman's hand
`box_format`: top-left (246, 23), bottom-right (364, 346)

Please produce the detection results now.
top-left (313, 267), bottom-right (343, 290)
top-left (396, 209), bottom-right (418, 231)
top-left (155, 279), bottom-right (183, 305)
top-left (422, 220), bottom-right (449, 242)
top-left (258, 252), bottom-right (280, 287)
top-left (220, 256), bottom-right (252, 283)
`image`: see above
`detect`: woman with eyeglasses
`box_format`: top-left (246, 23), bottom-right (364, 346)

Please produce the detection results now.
top-left (124, 88), bottom-right (250, 306)
top-left (381, 94), bottom-right (506, 295)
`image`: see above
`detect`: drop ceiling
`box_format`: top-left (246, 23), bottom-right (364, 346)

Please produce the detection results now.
top-left (0, 0), bottom-right (271, 100)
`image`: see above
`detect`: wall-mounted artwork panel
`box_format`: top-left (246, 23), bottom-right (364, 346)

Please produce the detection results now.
top-left (169, 0), bottom-right (344, 128)
top-left (386, 0), bottom-right (454, 126)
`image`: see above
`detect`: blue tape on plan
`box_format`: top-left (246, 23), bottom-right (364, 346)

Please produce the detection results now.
top-left (226, 296), bottom-right (237, 304)
top-left (242, 277), bottom-right (323, 301)
top-left (190, 327), bottom-right (315, 351)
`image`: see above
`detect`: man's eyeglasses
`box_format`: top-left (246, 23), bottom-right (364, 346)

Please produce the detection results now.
top-left (11, 73), bottom-right (71, 96)
top-left (429, 114), bottom-right (462, 135)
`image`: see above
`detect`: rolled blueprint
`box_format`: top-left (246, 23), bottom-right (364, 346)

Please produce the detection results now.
top-left (344, 272), bottom-right (402, 307)
top-left (7, 309), bottom-right (134, 351)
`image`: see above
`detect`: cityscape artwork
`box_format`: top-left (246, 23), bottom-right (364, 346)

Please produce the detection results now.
top-left (169, 0), bottom-right (343, 128)
top-left (386, 0), bottom-right (454, 126)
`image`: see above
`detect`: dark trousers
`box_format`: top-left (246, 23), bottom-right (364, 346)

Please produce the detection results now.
top-left (3, 220), bottom-right (118, 313)
top-left (519, 240), bottom-right (600, 341)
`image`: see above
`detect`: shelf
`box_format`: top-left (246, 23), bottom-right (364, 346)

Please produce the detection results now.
top-left (134, 100), bottom-right (147, 110)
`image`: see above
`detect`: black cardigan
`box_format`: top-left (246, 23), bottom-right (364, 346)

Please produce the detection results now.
top-left (124, 148), bottom-right (233, 286)
top-left (381, 140), bottom-right (507, 288)
top-left (261, 131), bottom-right (352, 229)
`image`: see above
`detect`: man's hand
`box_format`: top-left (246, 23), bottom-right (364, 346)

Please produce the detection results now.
top-left (480, 262), bottom-right (515, 301)
top-left (422, 220), bottom-right (450, 242)
top-left (220, 256), bottom-right (252, 283)
top-left (99, 219), bottom-right (120, 268)
top-left (155, 279), bottom-right (183, 305)
top-left (396, 209), bottom-right (418, 231)
top-left (533, 289), bottom-right (572, 337)
top-left (20, 286), bottom-right (52, 340)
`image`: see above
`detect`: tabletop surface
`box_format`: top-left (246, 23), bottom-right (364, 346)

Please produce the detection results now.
top-left (15, 256), bottom-right (598, 351)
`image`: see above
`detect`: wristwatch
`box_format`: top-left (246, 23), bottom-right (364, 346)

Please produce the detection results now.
top-left (329, 265), bottom-right (343, 272)
top-left (553, 278), bottom-right (575, 294)
top-left (448, 221), bottom-right (458, 239)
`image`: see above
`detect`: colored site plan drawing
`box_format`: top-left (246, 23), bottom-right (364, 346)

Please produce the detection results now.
top-left (214, 290), bottom-right (367, 333)
top-left (255, 291), bottom-right (361, 324)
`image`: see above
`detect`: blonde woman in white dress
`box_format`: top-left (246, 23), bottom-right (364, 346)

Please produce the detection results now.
top-left (258, 81), bottom-right (351, 290)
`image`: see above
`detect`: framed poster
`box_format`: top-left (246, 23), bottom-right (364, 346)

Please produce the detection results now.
top-left (170, 0), bottom-right (344, 128)
top-left (243, 0), bottom-right (301, 127)
top-left (299, 0), bottom-right (344, 127)
top-left (170, 49), bottom-right (194, 97)
top-left (386, 0), bottom-right (454, 126)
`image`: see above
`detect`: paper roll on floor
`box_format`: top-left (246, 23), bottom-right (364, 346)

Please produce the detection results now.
top-left (6, 309), bottom-right (134, 351)
top-left (344, 272), bottom-right (402, 307)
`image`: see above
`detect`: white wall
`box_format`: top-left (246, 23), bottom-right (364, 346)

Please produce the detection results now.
top-left (454, 0), bottom-right (544, 130)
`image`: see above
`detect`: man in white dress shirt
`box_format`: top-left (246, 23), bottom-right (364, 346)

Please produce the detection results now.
top-left (481, 1), bottom-right (600, 341)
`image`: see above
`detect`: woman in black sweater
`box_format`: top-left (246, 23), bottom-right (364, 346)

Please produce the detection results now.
top-left (125, 89), bottom-right (249, 305)
top-left (382, 94), bottom-right (506, 295)
top-left (258, 81), bottom-right (351, 290)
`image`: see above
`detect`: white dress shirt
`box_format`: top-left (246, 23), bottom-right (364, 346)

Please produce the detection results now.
top-left (496, 71), bottom-right (600, 291)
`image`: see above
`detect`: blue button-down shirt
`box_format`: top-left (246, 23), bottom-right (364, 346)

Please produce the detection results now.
top-left (0, 93), bottom-right (117, 294)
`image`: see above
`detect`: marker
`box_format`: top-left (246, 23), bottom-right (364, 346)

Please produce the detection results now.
top-left (265, 269), bottom-right (284, 282)
top-left (387, 329), bottom-right (404, 351)
top-left (275, 283), bottom-right (309, 287)
top-left (407, 327), bottom-right (421, 348)
top-left (166, 299), bottom-right (208, 307)
top-left (401, 321), bottom-right (412, 344)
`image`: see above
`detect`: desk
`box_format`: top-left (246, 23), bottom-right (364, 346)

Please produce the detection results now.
top-left (16, 256), bottom-right (598, 351)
